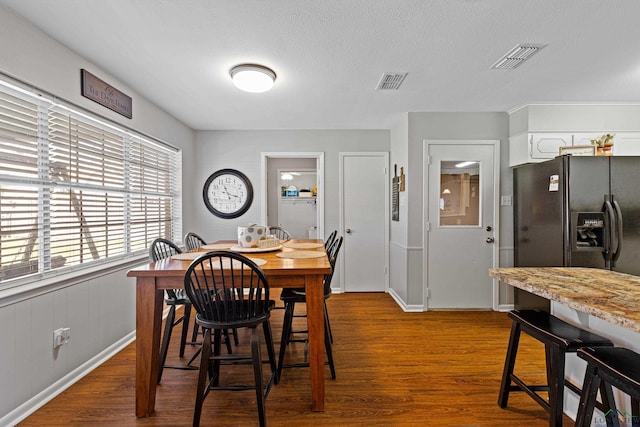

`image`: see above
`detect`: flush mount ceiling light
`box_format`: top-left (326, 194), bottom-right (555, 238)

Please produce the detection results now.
top-left (230, 64), bottom-right (276, 93)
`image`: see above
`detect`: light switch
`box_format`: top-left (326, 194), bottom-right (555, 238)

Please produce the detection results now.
top-left (501, 195), bottom-right (512, 206)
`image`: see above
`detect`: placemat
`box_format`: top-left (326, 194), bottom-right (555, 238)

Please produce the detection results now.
top-left (230, 245), bottom-right (282, 253)
top-left (171, 252), bottom-right (205, 261)
top-left (276, 251), bottom-right (326, 259)
top-left (283, 242), bottom-right (324, 249)
top-left (201, 243), bottom-right (232, 250)
top-left (210, 257), bottom-right (267, 269)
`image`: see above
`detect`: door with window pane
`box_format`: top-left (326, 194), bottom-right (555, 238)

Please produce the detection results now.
top-left (425, 142), bottom-right (498, 309)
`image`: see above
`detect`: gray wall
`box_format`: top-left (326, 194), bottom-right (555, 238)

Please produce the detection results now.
top-left (0, 7), bottom-right (194, 424)
top-left (390, 112), bottom-right (513, 309)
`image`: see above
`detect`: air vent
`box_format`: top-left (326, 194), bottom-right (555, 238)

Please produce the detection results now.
top-left (491, 43), bottom-right (546, 69)
top-left (376, 72), bottom-right (407, 90)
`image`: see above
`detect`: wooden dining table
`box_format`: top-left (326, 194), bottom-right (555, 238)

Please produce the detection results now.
top-left (127, 239), bottom-right (332, 417)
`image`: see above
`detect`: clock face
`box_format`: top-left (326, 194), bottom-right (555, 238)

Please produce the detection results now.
top-left (203, 169), bottom-right (253, 219)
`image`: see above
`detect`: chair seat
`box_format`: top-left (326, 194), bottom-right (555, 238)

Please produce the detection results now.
top-left (165, 288), bottom-right (191, 305)
top-left (508, 309), bottom-right (613, 350)
top-left (280, 288), bottom-right (330, 302)
top-left (578, 347), bottom-right (640, 392)
top-left (195, 300), bottom-right (275, 329)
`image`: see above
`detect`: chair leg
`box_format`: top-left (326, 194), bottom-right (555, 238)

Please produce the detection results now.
top-left (180, 304), bottom-right (192, 357)
top-left (498, 320), bottom-right (521, 408)
top-left (546, 343), bottom-right (565, 427)
top-left (324, 302), bottom-right (334, 344)
top-left (232, 328), bottom-right (239, 346)
top-left (250, 327), bottom-right (266, 427)
top-left (632, 398), bottom-right (640, 427)
top-left (277, 301), bottom-right (295, 381)
top-left (191, 323), bottom-right (200, 344)
top-left (599, 379), bottom-right (620, 427)
top-left (193, 328), bottom-right (212, 427)
top-left (212, 329), bottom-right (222, 386)
top-left (222, 329), bottom-right (233, 354)
top-left (575, 364), bottom-right (601, 427)
top-left (262, 320), bottom-right (278, 385)
top-left (324, 305), bottom-right (336, 380)
top-left (158, 305), bottom-right (176, 384)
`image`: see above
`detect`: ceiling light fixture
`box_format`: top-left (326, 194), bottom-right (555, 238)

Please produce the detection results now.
top-left (230, 64), bottom-right (276, 93)
top-left (455, 161), bottom-right (477, 168)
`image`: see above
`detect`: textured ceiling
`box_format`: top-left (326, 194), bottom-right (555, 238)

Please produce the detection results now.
top-left (2, 0), bottom-right (640, 130)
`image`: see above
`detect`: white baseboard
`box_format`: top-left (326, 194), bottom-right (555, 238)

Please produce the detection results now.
top-left (1, 331), bottom-right (136, 427)
top-left (497, 303), bottom-right (514, 312)
top-left (388, 288), bottom-right (424, 312)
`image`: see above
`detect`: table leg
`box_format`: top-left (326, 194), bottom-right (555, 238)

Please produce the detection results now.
top-left (305, 274), bottom-right (325, 411)
top-left (135, 278), bottom-right (164, 417)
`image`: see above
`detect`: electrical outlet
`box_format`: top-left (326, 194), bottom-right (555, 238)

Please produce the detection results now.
top-left (53, 328), bottom-right (65, 349)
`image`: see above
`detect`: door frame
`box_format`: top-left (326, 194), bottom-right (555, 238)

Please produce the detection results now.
top-left (260, 152), bottom-right (324, 240)
top-left (422, 140), bottom-right (500, 310)
top-left (338, 152), bottom-right (390, 293)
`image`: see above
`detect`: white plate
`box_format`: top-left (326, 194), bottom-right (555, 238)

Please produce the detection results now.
top-left (229, 244), bottom-right (283, 253)
top-left (201, 243), bottom-right (233, 250)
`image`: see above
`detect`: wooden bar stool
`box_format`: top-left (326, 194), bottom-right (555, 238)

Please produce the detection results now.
top-left (575, 346), bottom-right (640, 427)
top-left (498, 309), bottom-right (614, 427)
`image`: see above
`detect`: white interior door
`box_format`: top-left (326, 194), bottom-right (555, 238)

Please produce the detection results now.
top-left (340, 153), bottom-right (389, 292)
top-left (424, 141), bottom-right (499, 309)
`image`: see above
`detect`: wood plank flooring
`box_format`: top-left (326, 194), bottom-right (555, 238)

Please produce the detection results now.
top-left (19, 292), bottom-right (575, 426)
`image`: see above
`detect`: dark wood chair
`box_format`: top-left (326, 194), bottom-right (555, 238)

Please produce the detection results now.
top-left (324, 230), bottom-right (337, 250)
top-left (276, 236), bottom-right (343, 381)
top-left (184, 251), bottom-right (278, 427)
top-left (498, 309), bottom-right (614, 427)
top-left (184, 232), bottom-right (207, 251)
top-left (268, 226), bottom-right (291, 240)
top-left (149, 238), bottom-right (199, 383)
top-left (575, 346), bottom-right (640, 427)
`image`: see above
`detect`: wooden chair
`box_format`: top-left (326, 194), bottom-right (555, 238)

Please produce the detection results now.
top-left (184, 251), bottom-right (278, 427)
top-left (184, 232), bottom-right (207, 251)
top-left (498, 309), bottom-right (614, 427)
top-left (324, 230), bottom-right (337, 250)
top-left (276, 236), bottom-right (343, 381)
top-left (575, 346), bottom-right (640, 427)
top-left (149, 238), bottom-right (199, 383)
top-left (268, 226), bottom-right (291, 240)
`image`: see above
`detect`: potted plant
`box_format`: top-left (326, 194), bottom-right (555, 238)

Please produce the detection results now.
top-left (590, 133), bottom-right (615, 156)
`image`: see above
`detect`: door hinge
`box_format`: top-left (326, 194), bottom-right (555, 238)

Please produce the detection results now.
top-left (426, 288), bottom-right (431, 299)
top-left (425, 222), bottom-right (431, 232)
top-left (384, 266), bottom-right (388, 275)
top-left (425, 155), bottom-right (431, 165)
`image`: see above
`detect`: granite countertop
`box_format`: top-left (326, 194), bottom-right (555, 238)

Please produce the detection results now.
top-left (489, 267), bottom-right (640, 333)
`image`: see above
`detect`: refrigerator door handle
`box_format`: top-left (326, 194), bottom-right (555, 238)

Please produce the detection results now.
top-left (612, 197), bottom-right (623, 265)
top-left (604, 199), bottom-right (615, 266)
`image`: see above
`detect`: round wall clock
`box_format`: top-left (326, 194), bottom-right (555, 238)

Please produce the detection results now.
top-left (203, 169), bottom-right (253, 219)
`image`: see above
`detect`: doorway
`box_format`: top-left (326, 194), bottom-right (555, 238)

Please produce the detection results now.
top-left (423, 140), bottom-right (500, 310)
top-left (261, 152), bottom-right (324, 240)
top-left (339, 152), bottom-right (389, 292)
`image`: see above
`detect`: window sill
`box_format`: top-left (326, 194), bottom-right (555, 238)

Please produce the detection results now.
top-left (0, 254), bottom-right (149, 308)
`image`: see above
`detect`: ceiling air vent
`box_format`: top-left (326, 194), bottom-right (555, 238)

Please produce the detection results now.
top-left (491, 43), bottom-right (546, 69)
top-left (376, 72), bottom-right (407, 90)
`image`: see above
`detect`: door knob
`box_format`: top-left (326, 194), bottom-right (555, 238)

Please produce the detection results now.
top-left (346, 228), bottom-right (352, 234)
top-left (485, 237), bottom-right (495, 243)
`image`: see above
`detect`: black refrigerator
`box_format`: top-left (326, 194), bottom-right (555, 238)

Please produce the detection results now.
top-left (513, 155), bottom-right (640, 310)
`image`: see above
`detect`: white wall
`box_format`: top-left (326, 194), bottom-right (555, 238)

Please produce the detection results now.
top-left (0, 6), bottom-right (195, 424)
top-left (192, 130), bottom-right (390, 286)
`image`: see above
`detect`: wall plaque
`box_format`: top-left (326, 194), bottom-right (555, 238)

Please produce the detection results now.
top-left (81, 69), bottom-right (132, 119)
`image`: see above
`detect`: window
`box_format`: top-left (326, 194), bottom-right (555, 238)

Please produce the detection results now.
top-left (0, 78), bottom-right (181, 286)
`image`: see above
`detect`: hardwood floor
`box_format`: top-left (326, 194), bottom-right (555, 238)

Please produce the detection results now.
top-left (19, 292), bottom-right (574, 426)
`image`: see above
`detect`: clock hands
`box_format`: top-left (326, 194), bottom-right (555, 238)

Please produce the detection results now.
top-left (223, 184), bottom-right (241, 199)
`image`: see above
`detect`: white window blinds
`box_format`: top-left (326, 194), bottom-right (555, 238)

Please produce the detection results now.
top-left (0, 79), bottom-right (180, 286)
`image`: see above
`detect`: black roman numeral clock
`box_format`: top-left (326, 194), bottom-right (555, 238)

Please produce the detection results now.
top-left (203, 169), bottom-right (253, 219)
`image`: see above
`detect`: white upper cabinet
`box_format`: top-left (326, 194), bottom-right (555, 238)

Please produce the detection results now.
top-left (613, 133), bottom-right (640, 155)
top-left (510, 132), bottom-right (640, 166)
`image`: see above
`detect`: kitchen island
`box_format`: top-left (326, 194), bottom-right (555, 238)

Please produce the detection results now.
top-left (490, 266), bottom-right (640, 423)
top-left (489, 267), bottom-right (640, 333)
